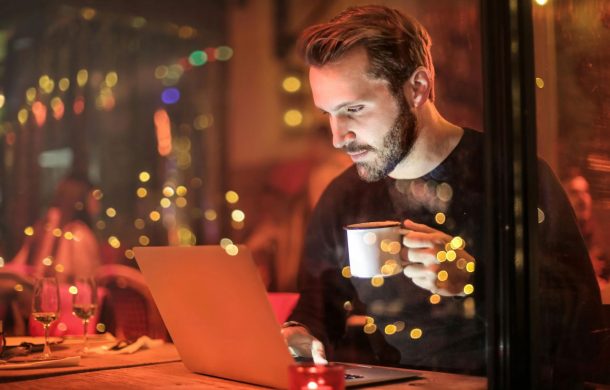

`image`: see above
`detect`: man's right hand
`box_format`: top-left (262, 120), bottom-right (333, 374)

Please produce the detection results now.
top-left (280, 325), bottom-right (328, 364)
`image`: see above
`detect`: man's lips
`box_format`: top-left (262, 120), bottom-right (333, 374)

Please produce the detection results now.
top-left (347, 150), bottom-right (369, 161)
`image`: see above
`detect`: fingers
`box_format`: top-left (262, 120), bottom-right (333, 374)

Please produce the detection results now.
top-left (282, 325), bottom-right (327, 364)
top-left (311, 339), bottom-right (328, 365)
top-left (403, 219), bottom-right (437, 234)
top-left (404, 248), bottom-right (438, 266)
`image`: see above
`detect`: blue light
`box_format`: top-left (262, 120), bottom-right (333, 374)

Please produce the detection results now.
top-left (161, 88), bottom-right (180, 104)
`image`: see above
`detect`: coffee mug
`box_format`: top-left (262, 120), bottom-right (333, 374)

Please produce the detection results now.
top-left (344, 221), bottom-right (403, 278)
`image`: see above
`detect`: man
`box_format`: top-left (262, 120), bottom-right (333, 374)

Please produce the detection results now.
top-left (281, 4), bottom-right (601, 385)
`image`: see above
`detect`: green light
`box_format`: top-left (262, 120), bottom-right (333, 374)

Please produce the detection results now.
top-left (188, 50), bottom-right (208, 66)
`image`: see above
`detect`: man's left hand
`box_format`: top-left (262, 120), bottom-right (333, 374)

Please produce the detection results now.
top-left (401, 219), bottom-right (474, 296)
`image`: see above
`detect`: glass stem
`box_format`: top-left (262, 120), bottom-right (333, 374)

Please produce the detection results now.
top-left (43, 324), bottom-right (51, 358)
top-left (83, 319), bottom-right (89, 352)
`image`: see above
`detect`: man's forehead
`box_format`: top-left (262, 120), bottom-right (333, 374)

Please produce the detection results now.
top-left (308, 50), bottom-right (389, 110)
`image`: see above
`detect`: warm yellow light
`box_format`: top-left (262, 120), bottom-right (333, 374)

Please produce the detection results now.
top-left (131, 16), bottom-right (147, 29)
top-left (363, 323), bottom-right (377, 334)
top-left (14, 284), bottom-right (24, 292)
top-left (225, 244), bottom-right (239, 256)
top-left (92, 189), bottom-right (103, 200)
top-left (435, 212), bottom-right (446, 225)
top-left (138, 235), bottom-right (150, 246)
top-left (55, 264), bottom-right (65, 273)
top-left (220, 238), bottom-right (233, 248)
top-left (136, 187), bottom-right (148, 198)
top-left (24, 226), bottom-right (34, 236)
top-left (52, 228), bottom-right (62, 237)
top-left (535, 77), bottom-right (545, 88)
top-left (384, 324), bottom-right (397, 335)
top-left (69, 285), bottom-right (78, 295)
top-left (371, 275), bottom-right (384, 287)
top-left (343, 301), bottom-right (353, 311)
top-left (282, 76), bottom-right (301, 93)
top-left (204, 209), bottom-right (217, 221)
top-left (162, 186), bottom-right (175, 197)
top-left (535, 0), bottom-right (548, 6)
top-left (18, 109), bottom-right (29, 125)
top-left (176, 186), bottom-right (188, 196)
top-left (106, 207), bottom-right (117, 218)
top-left (96, 323), bottom-right (106, 333)
top-left (81, 7), bottom-right (96, 20)
top-left (105, 72), bottom-right (118, 87)
top-left (26, 87), bottom-right (37, 103)
top-left (231, 209), bottom-right (245, 222)
top-left (64, 231), bottom-right (74, 240)
top-left (225, 190), bottom-right (239, 204)
top-left (410, 328), bottom-right (423, 339)
top-left (155, 66), bottom-right (168, 80)
top-left (450, 236), bottom-right (465, 250)
top-left (59, 78), bottom-right (70, 91)
top-left (436, 251), bottom-right (447, 262)
top-left (388, 241), bottom-right (401, 255)
top-left (464, 284), bottom-right (475, 295)
top-left (108, 236), bottom-right (121, 248)
top-left (124, 249), bottom-right (135, 259)
top-left (160, 198), bottom-right (171, 208)
top-left (134, 218), bottom-right (145, 229)
top-left (341, 266), bottom-right (352, 278)
top-left (95, 220), bottom-right (106, 230)
top-left (0, 257), bottom-right (4, 268)
top-left (394, 321), bottom-right (406, 332)
top-left (149, 211), bottom-right (161, 221)
top-left (437, 270), bottom-right (449, 282)
top-left (0, 93), bottom-right (5, 109)
top-left (466, 262), bottom-right (476, 273)
top-left (77, 69), bottom-right (89, 87)
top-left (175, 197), bottom-right (187, 208)
top-left (429, 294), bottom-right (441, 304)
top-left (446, 250), bottom-right (457, 262)
top-left (139, 171), bottom-right (151, 182)
top-left (42, 257), bottom-right (53, 266)
top-left (436, 182), bottom-right (453, 202)
top-left (538, 208), bottom-right (545, 223)
top-left (284, 109), bottom-right (303, 127)
top-left (193, 114), bottom-right (213, 130)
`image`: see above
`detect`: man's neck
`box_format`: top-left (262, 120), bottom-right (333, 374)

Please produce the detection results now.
top-left (389, 102), bottom-right (463, 180)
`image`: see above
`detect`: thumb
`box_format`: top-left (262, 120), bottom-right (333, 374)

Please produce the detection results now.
top-left (311, 339), bottom-right (328, 365)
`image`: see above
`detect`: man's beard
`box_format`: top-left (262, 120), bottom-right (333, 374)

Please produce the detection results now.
top-left (347, 98), bottom-right (418, 182)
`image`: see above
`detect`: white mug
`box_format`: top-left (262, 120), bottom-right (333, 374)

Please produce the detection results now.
top-left (344, 221), bottom-right (403, 278)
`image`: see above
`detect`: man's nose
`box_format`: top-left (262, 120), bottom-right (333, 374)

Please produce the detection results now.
top-left (330, 116), bottom-right (354, 149)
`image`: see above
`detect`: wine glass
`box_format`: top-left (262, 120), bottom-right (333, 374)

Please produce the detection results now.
top-left (71, 276), bottom-right (97, 354)
top-left (32, 277), bottom-right (60, 359)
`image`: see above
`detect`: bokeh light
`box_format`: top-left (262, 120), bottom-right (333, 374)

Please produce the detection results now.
top-left (161, 88), bottom-right (180, 104)
top-left (106, 207), bottom-right (117, 218)
top-left (282, 76), bottom-right (301, 93)
top-left (139, 171), bottom-right (151, 182)
top-left (225, 190), bottom-right (239, 204)
top-left (283, 109), bottom-right (303, 127)
top-left (189, 50), bottom-right (208, 66)
top-left (410, 328), bottom-right (423, 339)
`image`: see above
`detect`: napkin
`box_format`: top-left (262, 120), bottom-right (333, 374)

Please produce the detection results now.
top-left (0, 355), bottom-right (81, 370)
top-left (90, 335), bottom-right (164, 355)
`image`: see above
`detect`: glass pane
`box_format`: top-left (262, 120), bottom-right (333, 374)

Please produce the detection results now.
top-left (0, 0), bottom-right (487, 385)
top-left (533, 0), bottom-right (609, 385)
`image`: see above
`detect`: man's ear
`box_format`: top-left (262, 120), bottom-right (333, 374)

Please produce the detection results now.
top-left (403, 67), bottom-right (432, 108)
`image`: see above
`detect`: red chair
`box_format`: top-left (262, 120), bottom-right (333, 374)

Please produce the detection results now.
top-left (96, 264), bottom-right (169, 341)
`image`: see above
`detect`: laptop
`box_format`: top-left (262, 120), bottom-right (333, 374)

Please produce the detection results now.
top-left (134, 245), bottom-right (419, 388)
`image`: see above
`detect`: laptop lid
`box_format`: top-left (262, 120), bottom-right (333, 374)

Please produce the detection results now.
top-left (135, 245), bottom-right (419, 388)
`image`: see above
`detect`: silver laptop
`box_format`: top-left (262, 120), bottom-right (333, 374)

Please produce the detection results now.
top-left (134, 245), bottom-right (419, 388)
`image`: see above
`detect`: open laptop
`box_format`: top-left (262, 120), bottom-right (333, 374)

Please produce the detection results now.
top-left (134, 245), bottom-right (419, 388)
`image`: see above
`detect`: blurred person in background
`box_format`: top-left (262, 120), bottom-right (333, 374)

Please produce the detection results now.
top-left (562, 171), bottom-right (610, 290)
top-left (5, 172), bottom-right (102, 282)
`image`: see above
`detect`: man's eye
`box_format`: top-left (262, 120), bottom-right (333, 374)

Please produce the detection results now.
top-left (347, 105), bottom-right (364, 113)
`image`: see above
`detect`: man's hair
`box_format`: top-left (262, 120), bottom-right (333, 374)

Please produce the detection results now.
top-left (298, 5), bottom-right (435, 101)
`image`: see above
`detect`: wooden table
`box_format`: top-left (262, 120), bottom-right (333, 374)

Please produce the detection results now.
top-left (1, 343), bottom-right (487, 389)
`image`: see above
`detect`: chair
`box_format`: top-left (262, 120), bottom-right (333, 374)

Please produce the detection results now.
top-left (0, 270), bottom-right (34, 336)
top-left (96, 264), bottom-right (169, 341)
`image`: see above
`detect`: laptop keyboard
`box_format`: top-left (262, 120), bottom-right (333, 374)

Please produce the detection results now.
top-left (345, 373), bottom-right (364, 380)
